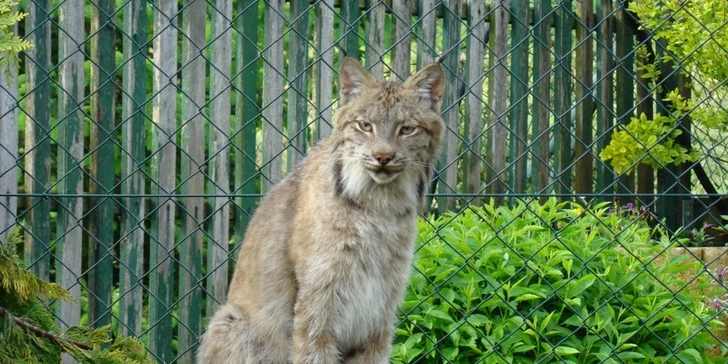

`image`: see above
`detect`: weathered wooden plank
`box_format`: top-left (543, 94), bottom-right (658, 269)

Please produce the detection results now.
top-left (89, 0), bottom-right (116, 329)
top-left (417, 0), bottom-right (437, 68)
top-left (56, 0), bottom-right (84, 349)
top-left (366, 0), bottom-right (385, 78)
top-left (262, 0), bottom-right (284, 191)
top-left (392, 0), bottom-right (411, 80)
top-left (317, 0), bottom-right (335, 139)
top-left (596, 0), bottom-right (614, 197)
top-left (509, 0), bottom-right (529, 198)
top-left (575, 0), bottom-right (594, 194)
top-left (554, 0), bottom-right (573, 196)
top-left (234, 0), bottom-right (260, 241)
top-left (636, 40), bottom-right (654, 203)
top-left (0, 13), bottom-right (19, 243)
top-left (340, 0), bottom-right (360, 59)
top-left (615, 4), bottom-right (634, 201)
top-left (149, 0), bottom-right (177, 361)
top-left (488, 0), bottom-right (509, 204)
top-left (531, 0), bottom-right (551, 198)
top-left (438, 0), bottom-right (461, 213)
top-left (463, 0), bottom-right (485, 206)
top-left (120, 0), bottom-right (146, 340)
top-left (23, 0), bottom-right (51, 281)
top-left (208, 0), bottom-right (233, 323)
top-left (177, 0), bottom-right (205, 360)
top-left (288, 0), bottom-right (310, 168)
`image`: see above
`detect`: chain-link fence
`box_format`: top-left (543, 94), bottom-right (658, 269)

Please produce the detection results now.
top-left (1, 0), bottom-right (728, 362)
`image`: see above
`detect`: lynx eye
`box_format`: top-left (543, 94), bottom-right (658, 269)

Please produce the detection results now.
top-left (357, 121), bottom-right (373, 132)
top-left (399, 125), bottom-right (418, 136)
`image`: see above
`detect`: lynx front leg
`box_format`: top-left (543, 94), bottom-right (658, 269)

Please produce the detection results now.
top-left (290, 261), bottom-right (340, 364)
top-left (342, 329), bottom-right (392, 364)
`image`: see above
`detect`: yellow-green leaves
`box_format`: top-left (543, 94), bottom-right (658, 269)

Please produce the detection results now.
top-left (0, 0), bottom-right (32, 68)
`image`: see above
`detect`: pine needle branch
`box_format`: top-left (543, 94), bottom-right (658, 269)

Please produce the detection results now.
top-left (0, 306), bottom-right (92, 350)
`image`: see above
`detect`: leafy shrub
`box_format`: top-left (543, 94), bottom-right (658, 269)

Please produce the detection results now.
top-left (0, 229), bottom-right (154, 363)
top-left (393, 199), bottom-right (721, 363)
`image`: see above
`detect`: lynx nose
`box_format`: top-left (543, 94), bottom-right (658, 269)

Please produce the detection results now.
top-left (373, 151), bottom-right (394, 166)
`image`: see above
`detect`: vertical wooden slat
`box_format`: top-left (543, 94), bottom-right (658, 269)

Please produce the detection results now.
top-left (262, 0), bottom-right (284, 191)
top-left (234, 0), bottom-right (260, 241)
top-left (509, 0), bottom-right (529, 198)
top-left (288, 0), bottom-right (310, 168)
top-left (178, 0), bottom-right (204, 360)
top-left (531, 0), bottom-right (551, 198)
top-left (616, 4), bottom-right (635, 201)
top-left (317, 0), bottom-right (334, 139)
top-left (120, 0), bottom-right (146, 339)
top-left (88, 0), bottom-right (115, 328)
top-left (340, 0), bottom-right (360, 59)
top-left (149, 0), bottom-right (177, 361)
top-left (438, 0), bottom-right (461, 213)
top-left (366, 0), bottom-right (385, 78)
top-left (596, 0), bottom-right (615, 197)
top-left (24, 0), bottom-right (51, 280)
top-left (56, 0), bottom-right (84, 345)
top-left (655, 43), bottom-right (682, 232)
top-left (554, 0), bottom-right (573, 196)
top-left (0, 16), bottom-right (19, 243)
top-left (575, 0), bottom-right (594, 194)
top-left (636, 40), bottom-right (654, 203)
top-left (392, 0), bottom-right (411, 80)
top-left (463, 1), bottom-right (485, 206)
top-left (208, 0), bottom-right (233, 320)
top-left (489, 0), bottom-right (509, 204)
top-left (417, 0), bottom-right (437, 68)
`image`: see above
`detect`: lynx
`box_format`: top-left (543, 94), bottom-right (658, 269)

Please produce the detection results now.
top-left (197, 57), bottom-right (445, 364)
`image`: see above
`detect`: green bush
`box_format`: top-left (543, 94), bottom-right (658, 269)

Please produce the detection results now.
top-left (393, 199), bottom-right (722, 363)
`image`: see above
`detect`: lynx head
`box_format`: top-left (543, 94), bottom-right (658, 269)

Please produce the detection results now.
top-left (331, 57), bottom-right (445, 196)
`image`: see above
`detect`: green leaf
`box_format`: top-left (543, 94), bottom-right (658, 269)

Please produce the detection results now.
top-left (555, 346), bottom-right (580, 356)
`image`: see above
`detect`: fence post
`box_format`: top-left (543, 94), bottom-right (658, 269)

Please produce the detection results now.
top-left (288, 0), bottom-right (310, 168)
top-left (554, 0), bottom-right (573, 197)
top-left (178, 0), bottom-right (205, 360)
top-left (392, 0), bottom-right (411, 80)
top-left (655, 43), bottom-right (680, 233)
top-left (89, 0), bottom-right (115, 328)
top-left (575, 0), bottom-right (594, 196)
top-left (340, 0), bottom-right (360, 60)
top-left (438, 0), bottom-right (461, 213)
top-left (56, 0), bottom-right (84, 348)
top-left (636, 39), bottom-right (655, 204)
top-left (509, 0), bottom-right (529, 200)
top-left (366, 0), bottom-right (385, 78)
top-left (208, 0), bottom-right (233, 326)
top-left (463, 1), bottom-right (485, 206)
top-left (262, 0), bottom-right (284, 191)
top-left (488, 0), bottom-right (508, 205)
top-left (596, 0), bottom-right (615, 198)
top-left (532, 0), bottom-right (551, 199)
top-left (234, 0), bottom-right (261, 240)
top-left (0, 11), bottom-right (19, 243)
top-left (23, 0), bottom-right (51, 281)
top-left (615, 4), bottom-right (635, 203)
top-left (417, 0), bottom-right (437, 68)
top-left (149, 0), bottom-right (178, 360)
top-left (120, 0), bottom-right (146, 340)
top-left (316, 0), bottom-right (335, 139)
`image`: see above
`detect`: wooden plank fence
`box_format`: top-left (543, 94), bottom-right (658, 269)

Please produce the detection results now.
top-left (0, 0), bottom-right (715, 362)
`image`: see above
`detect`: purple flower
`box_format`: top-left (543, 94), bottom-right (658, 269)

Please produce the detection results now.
top-left (625, 203), bottom-right (634, 210)
top-left (704, 223), bottom-right (715, 232)
top-left (710, 298), bottom-right (723, 310)
top-left (718, 267), bottom-right (726, 279)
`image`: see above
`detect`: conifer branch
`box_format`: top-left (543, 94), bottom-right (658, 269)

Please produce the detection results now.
top-left (0, 307), bottom-right (92, 350)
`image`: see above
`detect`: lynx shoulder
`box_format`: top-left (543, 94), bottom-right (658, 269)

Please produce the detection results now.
top-left (197, 57), bottom-right (445, 364)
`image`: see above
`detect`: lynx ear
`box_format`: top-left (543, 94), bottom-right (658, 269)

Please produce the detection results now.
top-left (339, 57), bottom-right (375, 105)
top-left (403, 63), bottom-right (444, 113)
